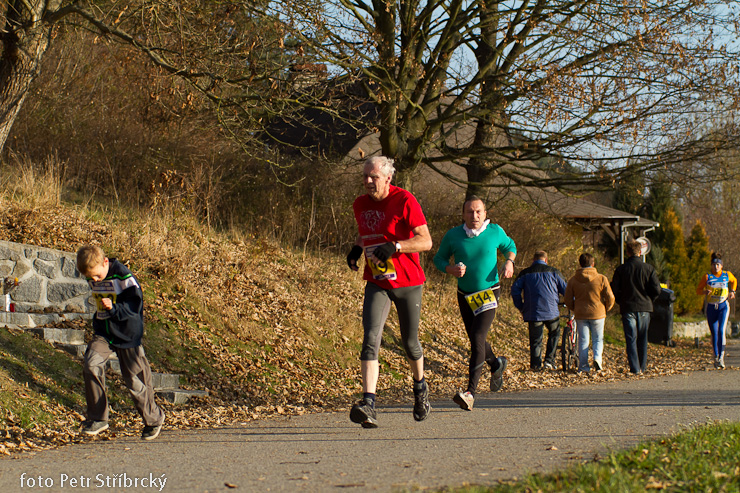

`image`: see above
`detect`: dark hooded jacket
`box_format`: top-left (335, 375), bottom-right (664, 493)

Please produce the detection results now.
top-left (87, 259), bottom-right (144, 348)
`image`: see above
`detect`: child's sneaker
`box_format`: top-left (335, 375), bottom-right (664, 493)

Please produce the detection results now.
top-left (142, 423), bottom-right (163, 440)
top-left (81, 420), bottom-right (109, 436)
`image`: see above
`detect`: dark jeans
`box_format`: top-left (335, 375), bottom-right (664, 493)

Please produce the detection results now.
top-left (621, 311), bottom-right (651, 374)
top-left (528, 319), bottom-right (560, 369)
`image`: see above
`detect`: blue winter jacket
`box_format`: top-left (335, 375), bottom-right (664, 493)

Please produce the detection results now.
top-left (511, 260), bottom-right (567, 322)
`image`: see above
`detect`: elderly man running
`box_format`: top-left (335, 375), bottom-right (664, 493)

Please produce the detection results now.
top-left (345, 156), bottom-right (433, 428)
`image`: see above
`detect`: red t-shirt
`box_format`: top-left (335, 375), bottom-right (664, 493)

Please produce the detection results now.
top-left (353, 185), bottom-right (427, 288)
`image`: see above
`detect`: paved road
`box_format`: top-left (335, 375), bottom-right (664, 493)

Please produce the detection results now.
top-left (2, 341), bottom-right (740, 493)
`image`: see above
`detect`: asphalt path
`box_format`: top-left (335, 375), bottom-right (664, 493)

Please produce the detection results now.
top-left (2, 341), bottom-right (740, 493)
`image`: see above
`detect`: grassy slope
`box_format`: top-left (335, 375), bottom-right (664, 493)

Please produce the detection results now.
top-left (0, 192), bottom-right (715, 456)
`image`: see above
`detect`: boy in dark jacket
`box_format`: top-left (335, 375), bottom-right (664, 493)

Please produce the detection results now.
top-left (76, 245), bottom-right (164, 440)
top-left (511, 251), bottom-right (567, 370)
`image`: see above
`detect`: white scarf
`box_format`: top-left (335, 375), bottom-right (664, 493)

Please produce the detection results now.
top-left (463, 219), bottom-right (490, 238)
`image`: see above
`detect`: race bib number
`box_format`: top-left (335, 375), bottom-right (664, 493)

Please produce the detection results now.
top-left (707, 284), bottom-right (728, 304)
top-left (365, 245), bottom-right (397, 281)
top-left (465, 288), bottom-right (497, 315)
top-left (91, 280), bottom-right (117, 319)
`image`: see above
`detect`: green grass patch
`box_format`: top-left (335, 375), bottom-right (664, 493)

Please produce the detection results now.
top-left (449, 421), bottom-right (740, 492)
top-left (603, 314), bottom-right (624, 346)
top-left (0, 329), bottom-right (86, 428)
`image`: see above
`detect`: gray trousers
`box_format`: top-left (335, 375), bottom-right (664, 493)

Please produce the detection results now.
top-left (83, 335), bottom-right (164, 426)
top-left (360, 283), bottom-right (424, 361)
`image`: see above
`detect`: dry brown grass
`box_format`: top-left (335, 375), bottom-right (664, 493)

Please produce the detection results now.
top-left (0, 153), bottom-right (65, 209)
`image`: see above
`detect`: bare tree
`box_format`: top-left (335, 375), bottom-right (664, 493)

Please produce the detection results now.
top-left (0, 1), bottom-right (63, 151)
top-left (0, 1), bottom-right (298, 157)
top-left (3, 1), bottom-right (739, 198)
top-left (273, 0), bottom-right (740, 192)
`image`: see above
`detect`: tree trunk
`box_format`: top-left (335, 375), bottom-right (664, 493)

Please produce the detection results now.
top-left (0, 1), bottom-right (61, 154)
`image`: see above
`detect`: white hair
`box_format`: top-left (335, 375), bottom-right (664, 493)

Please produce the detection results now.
top-left (365, 156), bottom-right (396, 177)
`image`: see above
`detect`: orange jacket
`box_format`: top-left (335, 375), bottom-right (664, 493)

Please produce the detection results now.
top-left (565, 267), bottom-right (615, 320)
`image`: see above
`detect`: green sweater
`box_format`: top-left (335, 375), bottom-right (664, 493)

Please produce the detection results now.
top-left (434, 223), bottom-right (517, 293)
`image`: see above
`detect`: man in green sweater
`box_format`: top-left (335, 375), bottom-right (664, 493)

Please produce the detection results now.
top-left (433, 196), bottom-right (516, 411)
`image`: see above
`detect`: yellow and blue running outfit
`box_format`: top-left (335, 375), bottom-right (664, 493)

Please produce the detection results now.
top-left (697, 269), bottom-right (737, 360)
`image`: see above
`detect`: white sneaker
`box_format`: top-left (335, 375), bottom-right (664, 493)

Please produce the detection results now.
top-left (452, 391), bottom-right (474, 411)
top-left (719, 353), bottom-right (726, 369)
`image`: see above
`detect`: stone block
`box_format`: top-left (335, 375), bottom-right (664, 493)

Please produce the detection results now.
top-left (37, 250), bottom-right (62, 262)
top-left (12, 276), bottom-right (42, 303)
top-left (34, 259), bottom-right (57, 279)
top-left (0, 242), bottom-right (22, 261)
top-left (59, 343), bottom-right (87, 359)
top-left (0, 312), bottom-right (34, 327)
top-left (64, 301), bottom-right (88, 313)
top-left (673, 321), bottom-right (711, 338)
top-left (27, 328), bottom-right (85, 345)
top-left (155, 389), bottom-right (208, 405)
top-left (61, 257), bottom-right (81, 278)
top-left (12, 259), bottom-right (33, 280)
top-left (27, 313), bottom-right (62, 327)
top-left (47, 282), bottom-right (90, 303)
top-left (107, 358), bottom-right (121, 374)
top-left (151, 373), bottom-right (181, 390)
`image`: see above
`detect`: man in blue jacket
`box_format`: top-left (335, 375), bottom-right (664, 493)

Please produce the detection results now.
top-left (511, 251), bottom-right (567, 370)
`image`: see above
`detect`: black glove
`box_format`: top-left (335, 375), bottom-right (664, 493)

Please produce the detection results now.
top-left (373, 242), bottom-right (397, 263)
top-left (346, 245), bottom-right (364, 269)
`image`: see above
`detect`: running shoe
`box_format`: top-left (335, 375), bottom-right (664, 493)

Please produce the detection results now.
top-left (543, 362), bottom-right (555, 371)
top-left (490, 356), bottom-right (508, 392)
top-left (593, 360), bottom-right (602, 372)
top-left (413, 383), bottom-right (431, 421)
top-left (719, 353), bottom-right (726, 369)
top-left (80, 420), bottom-right (109, 436)
top-left (350, 399), bottom-right (378, 428)
top-left (452, 391), bottom-right (474, 411)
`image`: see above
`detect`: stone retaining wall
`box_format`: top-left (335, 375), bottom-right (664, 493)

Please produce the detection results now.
top-left (673, 320), bottom-right (737, 339)
top-left (0, 240), bottom-right (93, 327)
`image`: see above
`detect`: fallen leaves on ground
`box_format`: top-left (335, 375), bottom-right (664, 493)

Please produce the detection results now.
top-left (0, 199), bottom-right (729, 457)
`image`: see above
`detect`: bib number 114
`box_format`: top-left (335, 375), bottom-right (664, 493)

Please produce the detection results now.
top-left (465, 288), bottom-right (497, 315)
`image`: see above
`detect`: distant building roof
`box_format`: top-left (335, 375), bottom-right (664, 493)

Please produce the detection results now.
top-left (525, 188), bottom-right (659, 228)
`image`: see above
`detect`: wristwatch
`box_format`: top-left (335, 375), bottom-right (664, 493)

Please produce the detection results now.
top-left (395, 242), bottom-right (402, 252)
